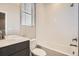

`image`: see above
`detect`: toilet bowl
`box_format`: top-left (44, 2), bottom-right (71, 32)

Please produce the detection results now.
top-left (31, 48), bottom-right (47, 56)
top-left (30, 39), bottom-right (47, 56)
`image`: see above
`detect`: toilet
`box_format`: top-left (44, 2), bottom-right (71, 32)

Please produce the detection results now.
top-left (30, 39), bottom-right (47, 56)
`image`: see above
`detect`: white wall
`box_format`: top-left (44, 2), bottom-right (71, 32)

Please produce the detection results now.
top-left (0, 3), bottom-right (20, 35)
top-left (36, 3), bottom-right (78, 55)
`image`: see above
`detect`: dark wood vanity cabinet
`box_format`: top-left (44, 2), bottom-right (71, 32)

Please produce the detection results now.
top-left (0, 40), bottom-right (30, 56)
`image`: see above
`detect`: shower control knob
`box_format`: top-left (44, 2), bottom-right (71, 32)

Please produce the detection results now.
top-left (72, 38), bottom-right (77, 42)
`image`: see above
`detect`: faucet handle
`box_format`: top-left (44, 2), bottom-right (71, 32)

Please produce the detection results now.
top-left (70, 44), bottom-right (78, 47)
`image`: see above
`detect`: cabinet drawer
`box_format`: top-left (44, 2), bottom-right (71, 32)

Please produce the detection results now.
top-left (0, 40), bottom-right (29, 56)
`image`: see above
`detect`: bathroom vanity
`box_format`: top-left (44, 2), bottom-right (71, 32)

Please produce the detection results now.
top-left (0, 35), bottom-right (30, 56)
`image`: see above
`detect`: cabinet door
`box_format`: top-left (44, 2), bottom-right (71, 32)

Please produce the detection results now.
top-left (10, 48), bottom-right (30, 56)
top-left (0, 41), bottom-right (30, 56)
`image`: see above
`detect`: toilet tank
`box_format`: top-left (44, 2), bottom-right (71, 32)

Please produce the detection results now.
top-left (30, 39), bottom-right (37, 50)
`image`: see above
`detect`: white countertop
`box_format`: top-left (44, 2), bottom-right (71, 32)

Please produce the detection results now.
top-left (0, 35), bottom-right (29, 48)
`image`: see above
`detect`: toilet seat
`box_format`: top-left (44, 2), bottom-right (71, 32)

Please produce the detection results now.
top-left (31, 48), bottom-right (47, 56)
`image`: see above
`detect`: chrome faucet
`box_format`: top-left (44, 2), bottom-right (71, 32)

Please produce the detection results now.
top-left (69, 38), bottom-right (78, 47)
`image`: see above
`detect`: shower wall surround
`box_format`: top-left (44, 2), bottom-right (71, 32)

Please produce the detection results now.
top-left (36, 3), bottom-right (78, 56)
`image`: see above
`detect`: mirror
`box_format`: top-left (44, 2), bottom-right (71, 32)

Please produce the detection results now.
top-left (0, 12), bottom-right (5, 39)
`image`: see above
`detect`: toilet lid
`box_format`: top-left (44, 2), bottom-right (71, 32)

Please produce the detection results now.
top-left (32, 48), bottom-right (47, 56)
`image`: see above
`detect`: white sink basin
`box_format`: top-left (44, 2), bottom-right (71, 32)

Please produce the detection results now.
top-left (5, 35), bottom-right (29, 40)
